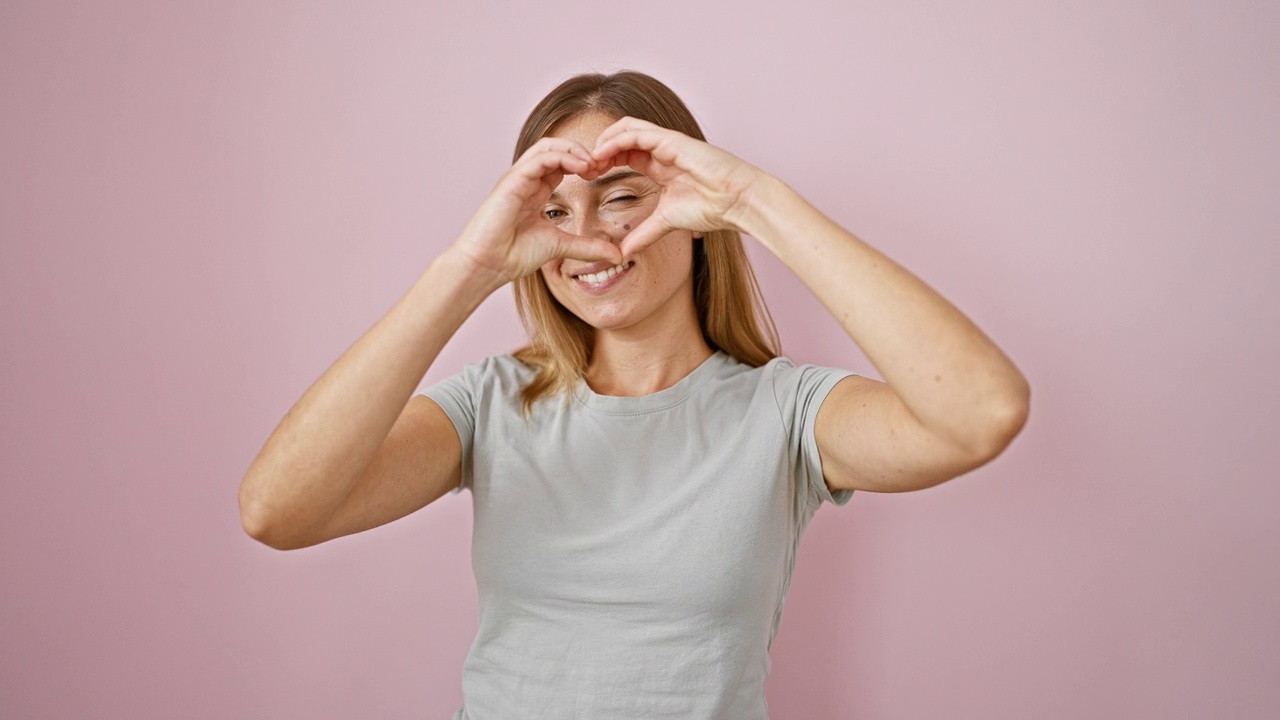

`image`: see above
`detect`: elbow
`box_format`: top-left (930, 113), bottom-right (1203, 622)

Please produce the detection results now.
top-left (238, 484), bottom-right (313, 552)
top-left (971, 382), bottom-right (1031, 462)
top-left (240, 511), bottom-right (314, 551)
top-left (239, 498), bottom-right (284, 550)
top-left (943, 375), bottom-right (1030, 465)
top-left (239, 502), bottom-right (276, 548)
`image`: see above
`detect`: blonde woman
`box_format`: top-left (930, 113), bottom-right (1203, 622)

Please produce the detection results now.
top-left (239, 70), bottom-right (1031, 719)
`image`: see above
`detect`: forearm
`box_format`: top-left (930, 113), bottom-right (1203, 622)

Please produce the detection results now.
top-left (238, 250), bottom-right (501, 536)
top-left (736, 174), bottom-right (1030, 453)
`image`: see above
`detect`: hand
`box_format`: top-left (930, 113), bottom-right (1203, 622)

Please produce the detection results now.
top-left (450, 137), bottom-right (622, 286)
top-left (590, 117), bottom-right (764, 256)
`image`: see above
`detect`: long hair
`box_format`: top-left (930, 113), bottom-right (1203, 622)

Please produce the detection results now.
top-left (511, 70), bottom-right (780, 414)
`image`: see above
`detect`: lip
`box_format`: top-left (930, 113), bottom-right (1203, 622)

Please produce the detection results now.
top-left (570, 261), bottom-right (635, 295)
top-left (567, 259), bottom-right (628, 277)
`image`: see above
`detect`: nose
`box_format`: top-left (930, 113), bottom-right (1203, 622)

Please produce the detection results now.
top-left (565, 210), bottom-right (624, 244)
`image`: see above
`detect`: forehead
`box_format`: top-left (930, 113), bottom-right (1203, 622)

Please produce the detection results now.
top-left (547, 111), bottom-right (617, 147)
top-left (547, 111), bottom-right (646, 196)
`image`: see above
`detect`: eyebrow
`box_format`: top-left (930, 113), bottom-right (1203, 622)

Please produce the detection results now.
top-left (548, 170), bottom-right (646, 202)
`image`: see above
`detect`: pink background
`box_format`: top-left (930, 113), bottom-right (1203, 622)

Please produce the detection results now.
top-left (3, 1), bottom-right (1277, 718)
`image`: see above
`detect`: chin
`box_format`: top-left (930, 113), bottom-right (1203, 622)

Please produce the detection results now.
top-left (572, 304), bottom-right (645, 331)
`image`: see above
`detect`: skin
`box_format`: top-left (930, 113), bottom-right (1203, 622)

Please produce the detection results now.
top-left (238, 107), bottom-right (1031, 551)
top-left (587, 115), bottom-right (1032, 493)
top-left (539, 112), bottom-right (712, 395)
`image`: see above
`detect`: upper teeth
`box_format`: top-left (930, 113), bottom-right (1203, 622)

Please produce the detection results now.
top-left (576, 262), bottom-right (633, 284)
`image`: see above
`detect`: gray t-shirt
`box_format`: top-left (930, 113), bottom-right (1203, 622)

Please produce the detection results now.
top-left (420, 350), bottom-right (854, 719)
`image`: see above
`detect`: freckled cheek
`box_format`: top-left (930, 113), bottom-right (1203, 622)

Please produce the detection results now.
top-left (538, 267), bottom-right (570, 303)
top-left (603, 203), bottom-right (653, 235)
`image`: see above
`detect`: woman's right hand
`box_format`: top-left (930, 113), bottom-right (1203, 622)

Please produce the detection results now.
top-left (450, 137), bottom-right (624, 287)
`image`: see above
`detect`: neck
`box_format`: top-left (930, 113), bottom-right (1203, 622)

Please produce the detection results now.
top-left (587, 324), bottom-right (714, 398)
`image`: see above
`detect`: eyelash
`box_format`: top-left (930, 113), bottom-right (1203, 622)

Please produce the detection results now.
top-left (545, 196), bottom-right (638, 220)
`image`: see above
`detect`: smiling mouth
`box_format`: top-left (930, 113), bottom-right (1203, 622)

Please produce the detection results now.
top-left (573, 261), bottom-right (635, 285)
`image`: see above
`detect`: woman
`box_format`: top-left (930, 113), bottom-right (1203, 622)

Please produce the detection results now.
top-left (239, 70), bottom-right (1030, 718)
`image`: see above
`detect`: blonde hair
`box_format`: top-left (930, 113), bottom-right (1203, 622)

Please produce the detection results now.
top-left (511, 70), bottom-right (780, 414)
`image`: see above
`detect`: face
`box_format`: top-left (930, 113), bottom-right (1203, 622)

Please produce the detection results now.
top-left (539, 112), bottom-right (699, 334)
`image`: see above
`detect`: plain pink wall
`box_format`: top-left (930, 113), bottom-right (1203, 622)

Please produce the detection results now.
top-left (3, 1), bottom-right (1277, 717)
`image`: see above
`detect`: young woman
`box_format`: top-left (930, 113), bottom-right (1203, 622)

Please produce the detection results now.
top-left (239, 70), bottom-right (1030, 719)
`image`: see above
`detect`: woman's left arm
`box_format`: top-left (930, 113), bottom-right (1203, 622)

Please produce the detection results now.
top-left (741, 172), bottom-right (1030, 494)
top-left (591, 118), bottom-right (1031, 494)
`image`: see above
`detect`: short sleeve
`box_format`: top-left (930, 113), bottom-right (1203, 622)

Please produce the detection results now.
top-left (771, 357), bottom-right (857, 508)
top-left (416, 361), bottom-right (481, 495)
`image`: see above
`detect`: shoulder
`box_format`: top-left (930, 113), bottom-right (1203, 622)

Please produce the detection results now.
top-left (761, 355), bottom-right (858, 419)
top-left (697, 353), bottom-right (853, 417)
top-left (420, 354), bottom-right (539, 413)
top-left (707, 353), bottom-right (792, 381)
top-left (703, 353), bottom-right (849, 390)
top-left (757, 355), bottom-right (854, 392)
top-left (479, 353), bottom-right (538, 381)
top-left (444, 353), bottom-right (538, 387)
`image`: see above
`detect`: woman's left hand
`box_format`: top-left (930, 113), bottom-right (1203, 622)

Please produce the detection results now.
top-left (590, 116), bottom-right (765, 256)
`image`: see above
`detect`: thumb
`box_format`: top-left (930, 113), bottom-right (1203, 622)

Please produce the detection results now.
top-left (618, 214), bottom-right (670, 257)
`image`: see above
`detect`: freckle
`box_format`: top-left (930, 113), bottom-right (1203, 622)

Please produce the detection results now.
top-left (935, 375), bottom-right (941, 382)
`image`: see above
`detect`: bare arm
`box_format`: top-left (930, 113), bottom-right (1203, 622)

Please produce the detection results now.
top-left (740, 176), bottom-right (1030, 493)
top-left (238, 136), bottom-right (622, 550)
top-left (237, 252), bottom-right (500, 550)
top-left (590, 117), bottom-right (1030, 495)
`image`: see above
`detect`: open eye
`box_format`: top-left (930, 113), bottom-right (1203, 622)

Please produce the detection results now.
top-left (545, 208), bottom-right (566, 221)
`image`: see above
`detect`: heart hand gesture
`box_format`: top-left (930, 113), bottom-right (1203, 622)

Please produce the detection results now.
top-left (451, 137), bottom-right (622, 286)
top-left (589, 117), bottom-right (765, 256)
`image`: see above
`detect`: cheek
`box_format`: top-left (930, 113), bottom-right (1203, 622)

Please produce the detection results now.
top-left (539, 265), bottom-right (571, 305)
top-left (605, 202), bottom-right (653, 229)
top-left (539, 257), bottom-right (571, 290)
top-left (648, 235), bottom-right (695, 274)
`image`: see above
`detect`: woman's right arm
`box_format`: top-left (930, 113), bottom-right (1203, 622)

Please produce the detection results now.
top-left (237, 137), bottom-right (619, 551)
top-left (237, 253), bottom-right (500, 550)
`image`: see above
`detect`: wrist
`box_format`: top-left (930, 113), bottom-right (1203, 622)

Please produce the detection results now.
top-left (422, 249), bottom-right (508, 308)
top-left (435, 247), bottom-right (511, 296)
top-left (725, 171), bottom-right (798, 248)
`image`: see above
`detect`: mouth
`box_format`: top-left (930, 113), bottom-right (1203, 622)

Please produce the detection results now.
top-left (571, 260), bottom-right (635, 292)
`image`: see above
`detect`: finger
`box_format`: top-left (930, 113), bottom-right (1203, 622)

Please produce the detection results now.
top-left (518, 136), bottom-right (593, 164)
top-left (618, 214), bottom-right (671, 257)
top-left (591, 147), bottom-right (685, 188)
top-left (581, 143), bottom-right (626, 175)
top-left (574, 155), bottom-right (610, 181)
top-left (592, 127), bottom-right (680, 166)
top-left (593, 116), bottom-right (661, 149)
top-left (593, 148), bottom-right (652, 173)
top-left (511, 148), bottom-right (592, 185)
top-left (553, 233), bottom-right (623, 264)
top-left (540, 169), bottom-right (564, 195)
top-left (614, 149), bottom-right (658, 178)
top-left (592, 133), bottom-right (685, 186)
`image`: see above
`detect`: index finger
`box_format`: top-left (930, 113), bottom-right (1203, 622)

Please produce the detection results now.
top-left (592, 148), bottom-right (657, 177)
top-left (592, 127), bottom-right (682, 169)
top-left (516, 136), bottom-right (593, 165)
top-left (593, 116), bottom-right (662, 149)
top-left (512, 146), bottom-right (592, 182)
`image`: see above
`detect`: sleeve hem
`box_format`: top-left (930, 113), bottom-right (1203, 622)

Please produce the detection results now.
top-left (803, 370), bottom-right (857, 508)
top-left (416, 390), bottom-right (473, 495)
